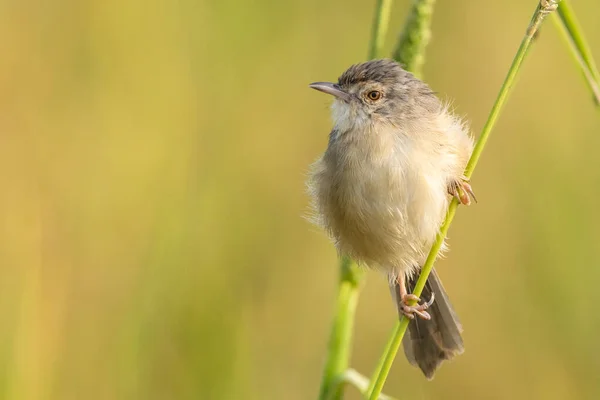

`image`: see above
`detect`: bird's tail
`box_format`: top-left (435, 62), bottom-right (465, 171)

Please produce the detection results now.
top-left (389, 268), bottom-right (464, 379)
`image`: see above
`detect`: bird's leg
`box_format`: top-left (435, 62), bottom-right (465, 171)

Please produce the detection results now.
top-left (397, 274), bottom-right (435, 320)
top-left (448, 177), bottom-right (477, 206)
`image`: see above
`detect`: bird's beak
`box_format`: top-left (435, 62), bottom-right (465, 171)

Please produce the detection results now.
top-left (309, 82), bottom-right (351, 102)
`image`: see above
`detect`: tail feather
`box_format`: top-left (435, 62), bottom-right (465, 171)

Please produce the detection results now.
top-left (390, 268), bottom-right (464, 379)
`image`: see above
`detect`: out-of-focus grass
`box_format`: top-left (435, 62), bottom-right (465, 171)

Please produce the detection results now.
top-left (0, 0), bottom-right (599, 399)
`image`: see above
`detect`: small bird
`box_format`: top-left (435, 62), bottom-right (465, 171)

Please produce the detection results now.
top-left (307, 59), bottom-right (475, 379)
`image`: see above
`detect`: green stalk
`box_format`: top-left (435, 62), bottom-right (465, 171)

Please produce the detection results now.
top-left (318, 257), bottom-right (364, 400)
top-left (317, 1), bottom-right (394, 399)
top-left (369, 0), bottom-right (394, 60)
top-left (367, 2), bottom-right (560, 399)
top-left (556, 1), bottom-right (600, 82)
top-left (552, 1), bottom-right (600, 104)
top-left (392, 0), bottom-right (436, 78)
top-left (364, 324), bottom-right (395, 397)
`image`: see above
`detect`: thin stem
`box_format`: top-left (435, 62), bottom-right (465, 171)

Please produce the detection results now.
top-left (464, 0), bottom-right (557, 177)
top-left (318, 257), bottom-right (364, 400)
top-left (367, 2), bottom-right (560, 399)
top-left (364, 324), bottom-right (394, 396)
top-left (556, 1), bottom-right (600, 82)
top-left (392, 0), bottom-right (436, 78)
top-left (552, 2), bottom-right (600, 105)
top-left (369, 0), bottom-right (394, 59)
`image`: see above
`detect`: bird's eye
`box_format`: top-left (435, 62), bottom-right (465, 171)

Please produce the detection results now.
top-left (366, 90), bottom-right (382, 101)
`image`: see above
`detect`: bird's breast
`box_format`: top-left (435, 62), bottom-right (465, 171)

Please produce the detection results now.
top-left (316, 127), bottom-right (449, 270)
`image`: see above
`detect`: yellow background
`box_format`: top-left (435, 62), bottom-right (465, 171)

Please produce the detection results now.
top-left (1, 0), bottom-right (599, 399)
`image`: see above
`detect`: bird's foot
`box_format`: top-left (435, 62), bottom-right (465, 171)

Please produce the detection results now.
top-left (400, 292), bottom-right (435, 320)
top-left (448, 177), bottom-right (477, 206)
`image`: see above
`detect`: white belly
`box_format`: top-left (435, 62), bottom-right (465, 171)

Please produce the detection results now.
top-left (311, 132), bottom-right (451, 276)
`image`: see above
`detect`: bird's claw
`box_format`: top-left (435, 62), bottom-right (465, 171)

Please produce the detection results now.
top-left (400, 292), bottom-right (435, 320)
top-left (448, 178), bottom-right (477, 206)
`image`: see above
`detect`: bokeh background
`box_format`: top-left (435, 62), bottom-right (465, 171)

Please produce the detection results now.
top-left (1, 0), bottom-right (599, 399)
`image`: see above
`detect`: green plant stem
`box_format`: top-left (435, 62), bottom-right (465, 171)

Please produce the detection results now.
top-left (367, 2), bottom-right (560, 399)
top-left (364, 325), bottom-right (394, 397)
top-left (369, 0), bottom-right (394, 59)
top-left (318, 257), bottom-right (364, 400)
top-left (556, 1), bottom-right (600, 82)
top-left (392, 0), bottom-right (436, 78)
top-left (552, 1), bottom-right (600, 104)
top-left (317, 1), bottom-right (395, 398)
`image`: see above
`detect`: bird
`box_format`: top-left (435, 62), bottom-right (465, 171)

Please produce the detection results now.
top-left (306, 58), bottom-right (475, 379)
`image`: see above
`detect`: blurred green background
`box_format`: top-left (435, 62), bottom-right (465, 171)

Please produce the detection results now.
top-left (1, 0), bottom-right (600, 399)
